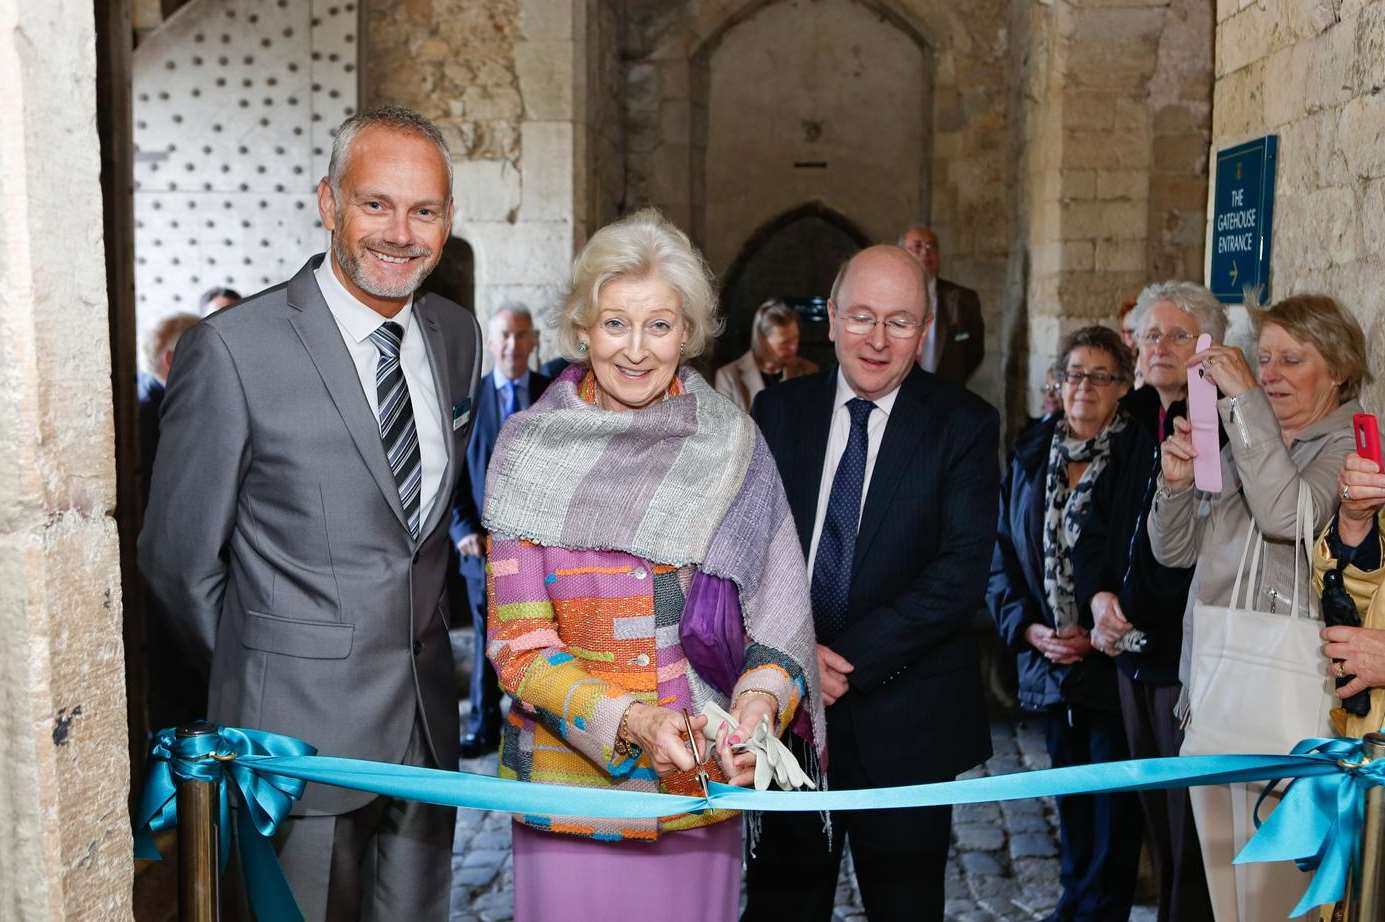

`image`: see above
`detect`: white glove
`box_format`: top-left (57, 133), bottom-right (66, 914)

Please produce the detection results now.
top-left (700, 701), bottom-right (816, 791)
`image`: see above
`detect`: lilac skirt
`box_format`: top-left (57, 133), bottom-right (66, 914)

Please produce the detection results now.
top-left (512, 819), bottom-right (742, 922)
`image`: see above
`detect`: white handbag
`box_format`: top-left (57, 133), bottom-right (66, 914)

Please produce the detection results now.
top-left (1181, 482), bottom-right (1334, 756)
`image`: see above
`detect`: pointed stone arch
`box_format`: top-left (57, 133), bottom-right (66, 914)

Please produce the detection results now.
top-left (716, 201), bottom-right (870, 367)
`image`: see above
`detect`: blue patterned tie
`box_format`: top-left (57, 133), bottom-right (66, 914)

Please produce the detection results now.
top-left (501, 378), bottom-right (519, 423)
top-left (368, 321), bottom-right (422, 539)
top-left (811, 397), bottom-right (876, 640)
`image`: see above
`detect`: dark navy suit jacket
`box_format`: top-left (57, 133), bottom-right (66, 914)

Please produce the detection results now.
top-left (449, 370), bottom-right (551, 565)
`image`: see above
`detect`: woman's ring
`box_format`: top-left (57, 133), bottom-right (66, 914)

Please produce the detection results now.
top-left (1337, 661), bottom-right (1347, 679)
top-left (1343, 485), bottom-right (1352, 500)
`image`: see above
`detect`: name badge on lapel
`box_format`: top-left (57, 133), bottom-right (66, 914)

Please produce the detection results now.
top-left (451, 398), bottom-right (471, 431)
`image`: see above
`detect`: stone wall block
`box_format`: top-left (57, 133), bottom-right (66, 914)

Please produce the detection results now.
top-left (1061, 91), bottom-right (1118, 130)
top-left (1097, 169), bottom-right (1148, 200)
top-left (456, 159), bottom-right (521, 223)
top-left (519, 0), bottom-right (573, 40)
top-left (1353, 3), bottom-right (1385, 93)
top-left (1362, 177), bottom-right (1385, 256)
top-left (1210, 58), bottom-right (1265, 139)
top-left (467, 220), bottom-right (574, 288)
top-left (1096, 237), bottom-right (1148, 272)
top-left (1099, 199), bottom-right (1148, 237)
top-left (1262, 41), bottom-right (1309, 127)
top-left (1152, 131), bottom-right (1210, 175)
top-left (1310, 185), bottom-right (1364, 264)
top-left (1215, 5), bottom-right (1276, 77)
top-left (519, 121), bottom-right (576, 221)
top-left (1060, 169), bottom-right (1097, 201)
top-left (1304, 22), bottom-right (1356, 113)
top-left (515, 40), bottom-right (576, 121)
top-left (1338, 91), bottom-right (1385, 179)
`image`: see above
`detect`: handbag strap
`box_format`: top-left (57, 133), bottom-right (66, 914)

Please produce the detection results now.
top-left (1229, 511), bottom-right (1261, 610)
top-left (1289, 481), bottom-right (1319, 622)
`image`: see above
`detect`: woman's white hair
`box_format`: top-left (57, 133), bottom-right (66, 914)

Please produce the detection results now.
top-left (1131, 280), bottom-right (1228, 343)
top-left (554, 208), bottom-right (722, 362)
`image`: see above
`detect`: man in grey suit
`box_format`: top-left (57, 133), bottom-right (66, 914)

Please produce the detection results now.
top-left (139, 106), bottom-right (482, 920)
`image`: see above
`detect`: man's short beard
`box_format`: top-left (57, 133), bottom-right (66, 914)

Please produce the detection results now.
top-left (331, 230), bottom-right (435, 299)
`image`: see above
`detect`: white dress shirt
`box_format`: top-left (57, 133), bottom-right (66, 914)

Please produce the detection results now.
top-left (315, 258), bottom-right (447, 532)
top-left (805, 370), bottom-right (901, 578)
top-left (492, 368), bottom-right (532, 415)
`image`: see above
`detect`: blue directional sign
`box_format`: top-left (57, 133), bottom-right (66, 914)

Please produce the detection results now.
top-left (1209, 135), bottom-right (1277, 304)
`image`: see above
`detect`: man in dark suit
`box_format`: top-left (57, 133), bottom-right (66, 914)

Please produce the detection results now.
top-left (450, 304), bottom-right (549, 757)
top-left (744, 245), bottom-right (1000, 922)
top-left (900, 224), bottom-right (985, 386)
top-left (140, 107), bottom-right (481, 920)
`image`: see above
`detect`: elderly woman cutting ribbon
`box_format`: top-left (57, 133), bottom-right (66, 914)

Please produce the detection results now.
top-left (479, 208), bottom-right (825, 922)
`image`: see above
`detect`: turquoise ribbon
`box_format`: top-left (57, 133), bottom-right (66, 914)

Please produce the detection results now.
top-left (135, 726), bottom-right (1383, 920)
top-left (133, 726), bottom-right (316, 922)
top-left (1232, 736), bottom-right (1385, 916)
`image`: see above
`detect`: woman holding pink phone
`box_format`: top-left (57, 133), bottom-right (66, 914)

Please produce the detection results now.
top-left (1149, 294), bottom-right (1369, 922)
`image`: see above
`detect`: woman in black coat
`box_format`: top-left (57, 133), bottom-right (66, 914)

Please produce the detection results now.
top-left (1083, 282), bottom-right (1226, 922)
top-left (988, 325), bottom-right (1152, 922)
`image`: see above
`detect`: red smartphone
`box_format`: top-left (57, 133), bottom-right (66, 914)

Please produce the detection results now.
top-left (1354, 413), bottom-right (1382, 469)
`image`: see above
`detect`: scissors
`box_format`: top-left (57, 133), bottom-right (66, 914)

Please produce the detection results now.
top-left (681, 708), bottom-right (713, 800)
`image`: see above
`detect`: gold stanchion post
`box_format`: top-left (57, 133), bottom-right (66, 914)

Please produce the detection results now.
top-left (176, 722), bottom-right (220, 922)
top-left (1345, 731), bottom-right (1385, 922)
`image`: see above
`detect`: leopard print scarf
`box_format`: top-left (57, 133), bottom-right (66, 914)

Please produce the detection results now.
top-left (1042, 412), bottom-right (1129, 631)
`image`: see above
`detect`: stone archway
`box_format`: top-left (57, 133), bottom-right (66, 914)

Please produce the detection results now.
top-left (716, 202), bottom-right (869, 369)
top-left (630, 0), bottom-right (1015, 410)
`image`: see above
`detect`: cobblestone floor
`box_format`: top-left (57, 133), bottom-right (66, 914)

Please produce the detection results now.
top-left (447, 717), bottom-right (1158, 922)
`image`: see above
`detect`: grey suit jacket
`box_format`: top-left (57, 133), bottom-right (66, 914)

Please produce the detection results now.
top-left (138, 255), bottom-right (482, 815)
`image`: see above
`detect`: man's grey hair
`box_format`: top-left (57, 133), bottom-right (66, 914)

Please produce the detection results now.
top-left (1131, 280), bottom-right (1228, 343)
top-left (490, 302), bottom-right (534, 329)
top-left (327, 106), bottom-right (453, 201)
top-left (895, 223), bottom-right (931, 246)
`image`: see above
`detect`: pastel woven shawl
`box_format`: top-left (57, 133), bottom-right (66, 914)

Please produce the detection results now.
top-left (483, 364), bottom-right (826, 764)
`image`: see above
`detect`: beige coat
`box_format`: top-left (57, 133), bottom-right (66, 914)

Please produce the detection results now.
top-left (712, 349), bottom-right (818, 413)
top-left (1313, 511), bottom-right (1385, 739)
top-left (1148, 388), bottom-right (1360, 696)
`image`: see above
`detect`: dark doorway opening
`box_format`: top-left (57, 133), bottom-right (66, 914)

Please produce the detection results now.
top-left (420, 236), bottom-right (477, 314)
top-left (716, 203), bottom-right (869, 371)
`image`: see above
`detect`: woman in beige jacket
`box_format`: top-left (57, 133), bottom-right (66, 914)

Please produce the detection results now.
top-left (1149, 294), bottom-right (1370, 922)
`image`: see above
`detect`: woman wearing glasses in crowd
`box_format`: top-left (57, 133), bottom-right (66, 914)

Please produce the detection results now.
top-left (1150, 294), bottom-right (1367, 921)
top-left (1086, 281), bottom-right (1226, 922)
top-left (989, 326), bottom-right (1151, 921)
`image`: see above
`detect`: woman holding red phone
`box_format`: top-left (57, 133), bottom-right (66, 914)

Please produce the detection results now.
top-left (1150, 294), bottom-right (1370, 922)
top-left (1312, 442), bottom-right (1385, 736)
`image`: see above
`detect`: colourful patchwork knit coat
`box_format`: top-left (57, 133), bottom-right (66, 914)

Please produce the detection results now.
top-left (487, 538), bottom-right (806, 841)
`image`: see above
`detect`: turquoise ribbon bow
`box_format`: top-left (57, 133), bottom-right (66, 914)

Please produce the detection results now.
top-left (133, 726), bottom-right (316, 922)
top-left (1234, 736), bottom-right (1385, 917)
top-left (135, 726), bottom-right (1384, 920)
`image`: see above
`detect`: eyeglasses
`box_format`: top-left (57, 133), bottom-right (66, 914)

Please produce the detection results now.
top-left (837, 311), bottom-right (923, 340)
top-left (1056, 369), bottom-right (1122, 387)
top-left (1140, 329), bottom-right (1197, 348)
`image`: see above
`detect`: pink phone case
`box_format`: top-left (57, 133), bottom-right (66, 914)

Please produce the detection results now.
top-left (1187, 333), bottom-right (1222, 493)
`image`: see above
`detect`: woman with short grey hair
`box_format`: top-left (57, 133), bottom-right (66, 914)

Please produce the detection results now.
top-left (1087, 279), bottom-right (1227, 920)
top-left (485, 207), bottom-right (824, 921)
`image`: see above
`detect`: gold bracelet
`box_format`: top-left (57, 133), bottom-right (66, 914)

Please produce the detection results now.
top-left (613, 703), bottom-right (640, 758)
top-left (733, 688), bottom-right (780, 715)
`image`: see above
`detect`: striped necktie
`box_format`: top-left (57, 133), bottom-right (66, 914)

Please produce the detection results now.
top-left (368, 321), bottom-right (422, 539)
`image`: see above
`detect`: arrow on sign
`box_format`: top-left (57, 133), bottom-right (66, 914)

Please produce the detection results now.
top-left (1229, 261), bottom-right (1240, 286)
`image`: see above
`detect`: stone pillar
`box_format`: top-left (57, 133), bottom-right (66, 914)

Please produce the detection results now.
top-left (0, 1), bottom-right (134, 919)
top-left (1016, 0), bottom-right (1210, 416)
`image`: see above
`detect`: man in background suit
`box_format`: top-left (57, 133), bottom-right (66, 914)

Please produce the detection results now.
top-left (900, 224), bottom-right (985, 386)
top-left (744, 245), bottom-right (1000, 922)
top-left (450, 304), bottom-right (549, 757)
top-left (139, 106), bottom-right (481, 920)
